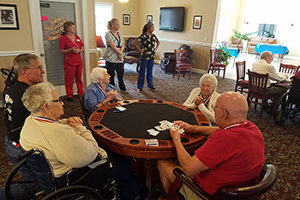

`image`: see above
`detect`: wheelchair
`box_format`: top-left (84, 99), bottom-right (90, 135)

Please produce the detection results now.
top-left (273, 77), bottom-right (300, 125)
top-left (1, 66), bottom-right (17, 100)
top-left (4, 148), bottom-right (118, 200)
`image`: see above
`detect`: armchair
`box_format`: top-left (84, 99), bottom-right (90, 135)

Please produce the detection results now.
top-left (168, 164), bottom-right (278, 200)
top-left (124, 37), bottom-right (142, 58)
top-left (160, 44), bottom-right (193, 74)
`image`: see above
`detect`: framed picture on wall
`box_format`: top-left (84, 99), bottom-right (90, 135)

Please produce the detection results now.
top-left (193, 15), bottom-right (202, 29)
top-left (123, 14), bottom-right (130, 25)
top-left (147, 15), bottom-right (153, 23)
top-left (0, 4), bottom-right (19, 30)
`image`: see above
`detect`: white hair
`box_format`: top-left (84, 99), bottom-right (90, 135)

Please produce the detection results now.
top-left (199, 73), bottom-right (218, 89)
top-left (90, 67), bottom-right (107, 83)
top-left (22, 82), bottom-right (56, 113)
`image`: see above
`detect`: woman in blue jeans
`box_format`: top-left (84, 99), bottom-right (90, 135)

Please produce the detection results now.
top-left (132, 22), bottom-right (160, 92)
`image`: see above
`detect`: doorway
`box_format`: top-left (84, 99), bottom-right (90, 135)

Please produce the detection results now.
top-left (29, 0), bottom-right (87, 96)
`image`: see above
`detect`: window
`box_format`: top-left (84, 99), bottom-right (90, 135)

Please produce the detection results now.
top-left (95, 3), bottom-right (112, 38)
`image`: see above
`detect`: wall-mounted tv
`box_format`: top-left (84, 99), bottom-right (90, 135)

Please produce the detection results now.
top-left (159, 7), bottom-right (185, 32)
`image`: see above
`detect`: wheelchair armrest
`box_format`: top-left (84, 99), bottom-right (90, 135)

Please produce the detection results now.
top-left (168, 168), bottom-right (211, 200)
top-left (163, 52), bottom-right (175, 61)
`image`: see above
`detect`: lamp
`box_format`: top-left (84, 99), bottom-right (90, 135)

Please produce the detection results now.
top-left (96, 36), bottom-right (106, 66)
top-left (96, 35), bottom-right (106, 58)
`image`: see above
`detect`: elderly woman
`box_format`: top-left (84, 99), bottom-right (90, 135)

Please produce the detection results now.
top-left (84, 67), bottom-right (123, 114)
top-left (20, 82), bottom-right (99, 187)
top-left (183, 74), bottom-right (220, 123)
top-left (20, 82), bottom-right (143, 199)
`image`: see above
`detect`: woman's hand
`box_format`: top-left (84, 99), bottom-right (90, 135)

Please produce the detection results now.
top-left (67, 116), bottom-right (83, 127)
top-left (118, 53), bottom-right (123, 61)
top-left (107, 90), bottom-right (118, 100)
top-left (194, 96), bottom-right (204, 106)
top-left (72, 48), bottom-right (81, 53)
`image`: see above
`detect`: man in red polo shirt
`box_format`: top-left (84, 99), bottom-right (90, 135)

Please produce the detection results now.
top-left (157, 92), bottom-right (265, 199)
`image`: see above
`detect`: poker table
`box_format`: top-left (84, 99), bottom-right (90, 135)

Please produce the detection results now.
top-left (89, 99), bottom-right (210, 159)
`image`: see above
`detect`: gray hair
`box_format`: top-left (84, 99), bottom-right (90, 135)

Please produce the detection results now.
top-left (22, 82), bottom-right (56, 113)
top-left (260, 51), bottom-right (272, 60)
top-left (13, 54), bottom-right (39, 76)
top-left (199, 73), bottom-right (218, 89)
top-left (90, 67), bottom-right (107, 83)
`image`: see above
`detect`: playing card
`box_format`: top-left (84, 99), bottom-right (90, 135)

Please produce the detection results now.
top-left (155, 125), bottom-right (167, 131)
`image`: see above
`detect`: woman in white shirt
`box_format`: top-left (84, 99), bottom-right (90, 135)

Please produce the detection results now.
top-left (183, 74), bottom-right (220, 123)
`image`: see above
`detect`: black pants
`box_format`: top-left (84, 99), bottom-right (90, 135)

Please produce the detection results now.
top-left (106, 61), bottom-right (126, 91)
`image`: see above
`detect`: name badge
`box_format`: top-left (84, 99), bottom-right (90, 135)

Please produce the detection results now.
top-left (77, 39), bottom-right (80, 41)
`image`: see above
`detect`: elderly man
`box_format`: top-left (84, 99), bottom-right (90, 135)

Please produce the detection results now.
top-left (252, 51), bottom-right (288, 97)
top-left (157, 92), bottom-right (265, 199)
top-left (1, 54), bottom-right (45, 199)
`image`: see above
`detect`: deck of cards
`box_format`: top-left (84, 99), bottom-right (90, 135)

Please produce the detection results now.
top-left (145, 139), bottom-right (158, 146)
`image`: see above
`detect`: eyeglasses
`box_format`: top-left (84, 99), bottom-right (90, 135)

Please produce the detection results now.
top-left (214, 106), bottom-right (230, 115)
top-left (28, 65), bottom-right (44, 71)
top-left (52, 98), bottom-right (63, 103)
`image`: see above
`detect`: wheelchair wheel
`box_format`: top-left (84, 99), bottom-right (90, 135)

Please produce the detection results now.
top-left (273, 92), bottom-right (289, 125)
top-left (4, 159), bottom-right (40, 200)
top-left (41, 185), bottom-right (103, 200)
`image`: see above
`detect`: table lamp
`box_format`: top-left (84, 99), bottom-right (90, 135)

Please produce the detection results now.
top-left (96, 36), bottom-right (106, 60)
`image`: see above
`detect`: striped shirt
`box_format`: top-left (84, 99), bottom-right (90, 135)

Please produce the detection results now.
top-left (103, 31), bottom-right (124, 63)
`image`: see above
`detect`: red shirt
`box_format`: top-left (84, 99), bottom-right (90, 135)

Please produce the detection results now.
top-left (59, 34), bottom-right (84, 66)
top-left (194, 121), bottom-right (265, 194)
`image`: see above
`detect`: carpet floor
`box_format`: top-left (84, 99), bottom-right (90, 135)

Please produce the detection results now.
top-left (0, 64), bottom-right (299, 199)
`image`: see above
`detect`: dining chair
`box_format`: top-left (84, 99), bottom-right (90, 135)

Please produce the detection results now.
top-left (168, 164), bottom-right (278, 200)
top-left (247, 70), bottom-right (275, 118)
top-left (173, 49), bottom-right (192, 80)
top-left (270, 63), bottom-right (300, 89)
top-left (235, 61), bottom-right (248, 94)
top-left (208, 49), bottom-right (226, 79)
top-left (278, 63), bottom-right (300, 75)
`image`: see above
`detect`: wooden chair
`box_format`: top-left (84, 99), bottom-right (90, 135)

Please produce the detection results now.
top-left (235, 61), bottom-right (248, 94)
top-left (247, 70), bottom-right (276, 118)
top-left (208, 49), bottom-right (226, 79)
top-left (278, 63), bottom-right (300, 75)
top-left (173, 49), bottom-right (192, 80)
top-left (168, 164), bottom-right (278, 200)
top-left (270, 63), bottom-right (299, 89)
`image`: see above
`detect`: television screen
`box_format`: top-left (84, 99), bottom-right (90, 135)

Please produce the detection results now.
top-left (159, 7), bottom-right (185, 32)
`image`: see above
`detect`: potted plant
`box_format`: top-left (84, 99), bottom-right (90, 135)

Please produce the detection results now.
top-left (232, 29), bottom-right (257, 52)
top-left (216, 41), bottom-right (232, 66)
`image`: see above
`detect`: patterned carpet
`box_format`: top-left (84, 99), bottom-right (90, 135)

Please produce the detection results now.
top-left (0, 64), bottom-right (299, 199)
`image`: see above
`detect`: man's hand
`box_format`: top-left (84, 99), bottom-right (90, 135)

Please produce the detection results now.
top-left (173, 121), bottom-right (195, 133)
top-left (170, 128), bottom-right (181, 142)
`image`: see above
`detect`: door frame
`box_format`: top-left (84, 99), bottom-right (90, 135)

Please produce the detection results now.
top-left (28, 0), bottom-right (91, 93)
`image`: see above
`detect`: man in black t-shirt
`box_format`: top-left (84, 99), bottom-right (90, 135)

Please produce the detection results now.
top-left (0, 54), bottom-right (45, 199)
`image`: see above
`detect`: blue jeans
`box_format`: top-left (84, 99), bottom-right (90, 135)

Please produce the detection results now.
top-left (0, 136), bottom-right (38, 200)
top-left (137, 58), bottom-right (154, 89)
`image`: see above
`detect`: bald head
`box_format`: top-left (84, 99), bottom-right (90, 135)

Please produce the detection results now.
top-left (215, 92), bottom-right (248, 128)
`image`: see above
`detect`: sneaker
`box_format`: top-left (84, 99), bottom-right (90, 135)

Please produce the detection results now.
top-left (67, 97), bottom-right (73, 102)
top-left (139, 88), bottom-right (144, 92)
top-left (121, 90), bottom-right (129, 94)
top-left (148, 87), bottom-right (156, 91)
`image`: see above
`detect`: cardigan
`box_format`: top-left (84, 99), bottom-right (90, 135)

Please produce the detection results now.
top-left (20, 116), bottom-right (98, 178)
top-left (183, 88), bottom-right (220, 123)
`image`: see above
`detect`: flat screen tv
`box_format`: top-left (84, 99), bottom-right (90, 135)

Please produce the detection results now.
top-left (159, 7), bottom-right (185, 32)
